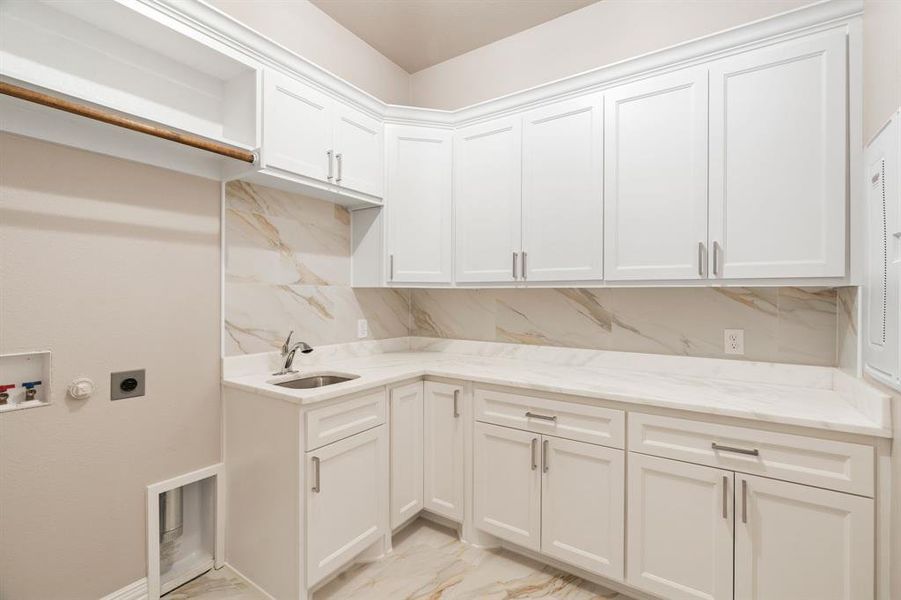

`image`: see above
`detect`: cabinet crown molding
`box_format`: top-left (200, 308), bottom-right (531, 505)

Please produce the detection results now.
top-left (146, 0), bottom-right (861, 127)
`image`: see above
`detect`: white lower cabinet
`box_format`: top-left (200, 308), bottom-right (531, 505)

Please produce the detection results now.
top-left (473, 422), bottom-right (542, 550)
top-left (306, 425), bottom-right (388, 588)
top-left (628, 453), bottom-right (875, 600)
top-left (627, 452), bottom-right (735, 600)
top-left (734, 474), bottom-right (873, 600)
top-left (540, 436), bottom-right (624, 579)
top-left (473, 422), bottom-right (625, 578)
top-left (423, 381), bottom-right (465, 521)
top-left (389, 382), bottom-right (424, 529)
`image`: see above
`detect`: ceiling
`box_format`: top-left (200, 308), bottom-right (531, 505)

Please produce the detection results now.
top-left (309, 0), bottom-right (601, 73)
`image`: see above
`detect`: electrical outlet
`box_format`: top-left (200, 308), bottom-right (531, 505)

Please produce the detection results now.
top-left (357, 319), bottom-right (369, 339)
top-left (724, 329), bottom-right (745, 355)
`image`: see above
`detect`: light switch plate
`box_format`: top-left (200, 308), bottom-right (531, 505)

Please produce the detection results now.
top-left (724, 329), bottom-right (745, 355)
top-left (111, 369), bottom-right (145, 400)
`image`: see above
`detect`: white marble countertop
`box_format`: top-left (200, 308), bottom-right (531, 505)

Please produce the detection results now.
top-left (222, 338), bottom-right (892, 438)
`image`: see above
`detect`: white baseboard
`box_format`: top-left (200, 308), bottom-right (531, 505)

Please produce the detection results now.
top-left (99, 578), bottom-right (148, 600)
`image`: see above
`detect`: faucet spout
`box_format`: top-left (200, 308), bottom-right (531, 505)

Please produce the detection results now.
top-left (274, 331), bottom-right (314, 375)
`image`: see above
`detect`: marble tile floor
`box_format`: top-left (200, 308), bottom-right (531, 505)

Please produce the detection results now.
top-left (164, 518), bottom-right (635, 600)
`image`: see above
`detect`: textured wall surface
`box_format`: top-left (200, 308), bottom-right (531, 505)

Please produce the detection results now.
top-left (224, 181), bottom-right (410, 355)
top-left (0, 134), bottom-right (222, 600)
top-left (411, 287), bottom-right (840, 366)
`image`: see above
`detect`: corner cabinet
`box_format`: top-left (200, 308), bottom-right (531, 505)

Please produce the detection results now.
top-left (389, 382), bottom-right (424, 529)
top-left (385, 125), bottom-right (454, 284)
top-left (422, 381), bottom-right (465, 520)
top-left (261, 69), bottom-right (384, 203)
top-left (708, 29), bottom-right (847, 279)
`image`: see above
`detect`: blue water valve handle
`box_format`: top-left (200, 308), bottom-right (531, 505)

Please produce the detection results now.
top-left (22, 380), bottom-right (42, 389)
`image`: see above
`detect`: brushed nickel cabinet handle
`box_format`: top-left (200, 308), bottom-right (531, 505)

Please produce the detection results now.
top-left (531, 438), bottom-right (538, 470)
top-left (712, 442), bottom-right (759, 456)
top-left (722, 475), bottom-right (728, 519)
top-left (542, 439), bottom-right (549, 473)
top-left (521, 251), bottom-right (528, 280)
top-left (525, 411), bottom-right (557, 422)
top-left (741, 479), bottom-right (748, 523)
top-left (389, 254), bottom-right (394, 281)
top-left (453, 389), bottom-right (460, 418)
top-left (513, 252), bottom-right (518, 280)
top-left (326, 150), bottom-right (334, 181)
top-left (335, 152), bottom-right (343, 183)
top-left (312, 456), bottom-right (321, 493)
top-left (712, 241), bottom-right (721, 276)
top-left (699, 242), bottom-right (705, 277)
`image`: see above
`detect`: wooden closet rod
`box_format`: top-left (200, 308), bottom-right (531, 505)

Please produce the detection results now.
top-left (0, 81), bottom-right (256, 164)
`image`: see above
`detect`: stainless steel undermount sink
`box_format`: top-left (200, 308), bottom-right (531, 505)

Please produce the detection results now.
top-left (272, 373), bottom-right (360, 389)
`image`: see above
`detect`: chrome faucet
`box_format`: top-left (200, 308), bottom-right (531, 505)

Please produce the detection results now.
top-left (274, 330), bottom-right (313, 375)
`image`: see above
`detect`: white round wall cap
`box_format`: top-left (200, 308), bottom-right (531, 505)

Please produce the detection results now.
top-left (67, 377), bottom-right (95, 400)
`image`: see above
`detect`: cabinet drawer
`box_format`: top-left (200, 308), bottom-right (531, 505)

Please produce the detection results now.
top-left (305, 389), bottom-right (386, 451)
top-left (474, 388), bottom-right (624, 449)
top-left (628, 413), bottom-right (874, 496)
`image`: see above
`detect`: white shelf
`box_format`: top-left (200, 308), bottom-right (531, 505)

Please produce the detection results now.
top-left (0, 0), bottom-right (260, 179)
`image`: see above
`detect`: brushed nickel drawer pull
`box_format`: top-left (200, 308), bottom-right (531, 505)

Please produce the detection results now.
top-left (312, 456), bottom-right (321, 493)
top-left (326, 150), bottom-right (334, 181)
top-left (712, 442), bottom-right (759, 456)
top-left (513, 252), bottom-right (518, 280)
top-left (525, 411), bottom-right (557, 422)
top-left (453, 389), bottom-right (460, 418)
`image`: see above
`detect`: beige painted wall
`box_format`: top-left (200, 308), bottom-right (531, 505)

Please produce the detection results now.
top-left (0, 134), bottom-right (222, 600)
top-left (409, 0), bottom-right (815, 109)
top-left (863, 0), bottom-right (901, 142)
top-left (208, 0), bottom-right (411, 105)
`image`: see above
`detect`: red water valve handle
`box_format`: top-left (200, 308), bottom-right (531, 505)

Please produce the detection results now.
top-left (0, 384), bottom-right (15, 392)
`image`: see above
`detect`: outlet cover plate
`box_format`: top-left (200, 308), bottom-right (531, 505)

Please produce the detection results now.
top-left (357, 319), bottom-right (369, 339)
top-left (724, 329), bottom-right (745, 355)
top-left (111, 369), bottom-right (145, 400)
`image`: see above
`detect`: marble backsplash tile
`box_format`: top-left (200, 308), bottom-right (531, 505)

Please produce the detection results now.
top-left (412, 287), bottom-right (840, 366)
top-left (836, 286), bottom-right (860, 374)
top-left (225, 181), bottom-right (846, 366)
top-left (224, 182), bottom-right (410, 355)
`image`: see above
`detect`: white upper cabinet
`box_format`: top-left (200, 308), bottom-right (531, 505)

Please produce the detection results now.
top-left (386, 125), bottom-right (454, 284)
top-left (708, 30), bottom-right (847, 279)
top-left (734, 474), bottom-right (873, 600)
top-left (262, 69), bottom-right (384, 202)
top-left (333, 103), bottom-right (384, 198)
top-left (263, 69), bottom-right (334, 183)
top-left (522, 93), bottom-right (605, 282)
top-left (604, 67), bottom-right (709, 281)
top-left (455, 117), bottom-right (523, 283)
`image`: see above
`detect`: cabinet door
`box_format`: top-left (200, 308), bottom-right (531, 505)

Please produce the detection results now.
top-left (389, 382), bottom-right (423, 529)
top-left (522, 93), bottom-right (604, 282)
top-left (605, 67), bottom-right (708, 281)
top-left (262, 69), bottom-right (333, 181)
top-left (734, 474), bottom-right (873, 600)
top-left (386, 125), bottom-right (453, 283)
top-left (334, 102), bottom-right (384, 198)
top-left (709, 30), bottom-right (847, 279)
top-left (627, 453), bottom-right (734, 600)
top-left (422, 382), bottom-right (464, 521)
top-left (306, 425), bottom-right (387, 587)
top-left (454, 116), bottom-right (522, 283)
top-left (473, 422), bottom-right (541, 551)
top-left (541, 437), bottom-right (624, 579)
